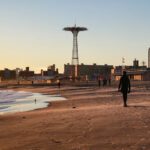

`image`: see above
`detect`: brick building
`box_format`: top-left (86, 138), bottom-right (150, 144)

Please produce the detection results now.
top-left (19, 67), bottom-right (34, 78)
top-left (64, 63), bottom-right (113, 80)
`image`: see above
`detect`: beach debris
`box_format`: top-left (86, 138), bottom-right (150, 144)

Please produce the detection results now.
top-left (51, 138), bottom-right (62, 144)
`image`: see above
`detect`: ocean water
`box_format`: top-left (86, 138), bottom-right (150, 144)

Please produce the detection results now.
top-left (0, 90), bottom-right (66, 115)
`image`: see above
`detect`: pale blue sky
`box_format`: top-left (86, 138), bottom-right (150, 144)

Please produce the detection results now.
top-left (0, 0), bottom-right (150, 72)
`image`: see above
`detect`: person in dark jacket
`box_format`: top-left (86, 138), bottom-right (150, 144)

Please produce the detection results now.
top-left (118, 71), bottom-right (131, 107)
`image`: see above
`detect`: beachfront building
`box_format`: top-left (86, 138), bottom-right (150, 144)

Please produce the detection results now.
top-left (41, 64), bottom-right (59, 77)
top-left (32, 65), bottom-right (59, 83)
top-left (0, 68), bottom-right (16, 80)
top-left (114, 68), bottom-right (149, 81)
top-left (113, 59), bottom-right (150, 81)
top-left (143, 69), bottom-right (150, 81)
top-left (19, 67), bottom-right (34, 79)
top-left (64, 63), bottom-right (113, 81)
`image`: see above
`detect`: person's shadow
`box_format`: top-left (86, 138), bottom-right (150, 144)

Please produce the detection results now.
top-left (127, 105), bottom-right (150, 108)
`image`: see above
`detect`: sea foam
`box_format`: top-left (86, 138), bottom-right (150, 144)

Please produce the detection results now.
top-left (0, 90), bottom-right (66, 114)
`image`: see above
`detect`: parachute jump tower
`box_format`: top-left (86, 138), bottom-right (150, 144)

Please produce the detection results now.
top-left (63, 25), bottom-right (87, 65)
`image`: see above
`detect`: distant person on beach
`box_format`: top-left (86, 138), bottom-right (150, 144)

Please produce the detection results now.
top-left (108, 76), bottom-right (111, 86)
top-left (118, 71), bottom-right (131, 107)
top-left (103, 77), bottom-right (107, 86)
top-left (98, 78), bottom-right (101, 87)
top-left (58, 80), bottom-right (60, 89)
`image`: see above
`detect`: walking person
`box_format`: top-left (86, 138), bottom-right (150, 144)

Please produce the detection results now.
top-left (98, 79), bottom-right (101, 87)
top-left (103, 77), bottom-right (105, 86)
top-left (108, 76), bottom-right (111, 86)
top-left (58, 80), bottom-right (60, 89)
top-left (118, 71), bottom-right (131, 107)
top-left (98, 77), bottom-right (101, 87)
top-left (57, 80), bottom-right (61, 95)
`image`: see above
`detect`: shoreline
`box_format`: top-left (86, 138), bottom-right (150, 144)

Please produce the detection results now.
top-left (0, 89), bottom-right (67, 115)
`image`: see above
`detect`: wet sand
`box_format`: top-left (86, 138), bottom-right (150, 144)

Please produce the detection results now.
top-left (0, 82), bottom-right (150, 150)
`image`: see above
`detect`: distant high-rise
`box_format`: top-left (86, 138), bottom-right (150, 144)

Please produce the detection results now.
top-left (133, 59), bottom-right (139, 68)
top-left (149, 48), bottom-right (150, 68)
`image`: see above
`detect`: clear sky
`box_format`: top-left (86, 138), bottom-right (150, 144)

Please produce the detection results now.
top-left (0, 0), bottom-right (150, 73)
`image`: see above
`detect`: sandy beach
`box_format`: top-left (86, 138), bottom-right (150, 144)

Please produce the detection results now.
top-left (0, 81), bottom-right (150, 150)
